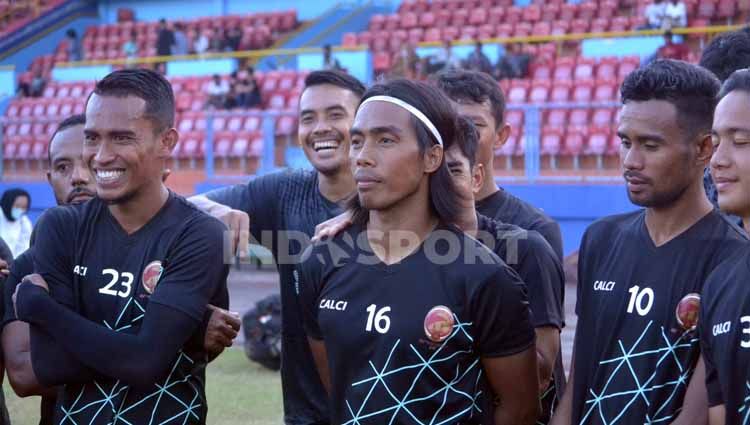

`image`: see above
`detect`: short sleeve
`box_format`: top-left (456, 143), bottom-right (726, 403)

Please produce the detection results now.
top-left (31, 208), bottom-right (76, 309)
top-left (148, 215), bottom-right (229, 321)
top-left (575, 228), bottom-right (593, 317)
top-left (518, 232), bottom-right (565, 329)
top-left (699, 283), bottom-right (724, 407)
top-left (471, 265), bottom-right (536, 358)
top-left (204, 172), bottom-right (283, 244)
top-left (296, 244), bottom-right (326, 340)
top-left (537, 220), bottom-right (564, 261)
top-left (2, 250), bottom-right (34, 327)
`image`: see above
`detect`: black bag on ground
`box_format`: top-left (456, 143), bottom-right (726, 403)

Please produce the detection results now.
top-left (242, 294), bottom-right (282, 371)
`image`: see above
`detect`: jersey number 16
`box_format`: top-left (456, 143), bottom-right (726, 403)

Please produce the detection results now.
top-left (366, 304), bottom-right (391, 334)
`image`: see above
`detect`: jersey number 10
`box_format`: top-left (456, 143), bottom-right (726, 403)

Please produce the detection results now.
top-left (627, 285), bottom-right (654, 316)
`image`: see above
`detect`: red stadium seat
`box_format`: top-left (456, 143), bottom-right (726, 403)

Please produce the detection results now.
top-left (4, 124), bottom-right (18, 137)
top-left (401, 12), bottom-right (418, 29)
top-left (276, 116), bottom-right (296, 136)
top-left (460, 26), bottom-right (478, 40)
top-left (596, 58), bottom-right (618, 82)
top-left (419, 11), bottom-right (436, 28)
top-left (698, 1), bottom-right (716, 19)
top-left (532, 22), bottom-right (551, 36)
top-left (551, 20), bottom-right (570, 36)
top-left (578, 1), bottom-right (597, 21)
top-left (243, 116), bottom-right (261, 132)
top-left (574, 59), bottom-right (596, 80)
top-left (18, 123), bottom-right (31, 136)
top-left (515, 22), bottom-right (532, 38)
top-left (570, 19), bottom-right (589, 34)
top-left (564, 130), bottom-right (586, 157)
top-left (214, 131), bottom-right (233, 159)
top-left (545, 109), bottom-right (568, 127)
top-left (31, 141), bottom-right (48, 160)
top-left (553, 61), bottom-right (574, 81)
top-left (506, 110), bottom-right (524, 129)
top-left (508, 81), bottom-right (530, 103)
top-left (369, 14), bottom-right (385, 31)
top-left (585, 128), bottom-right (611, 156)
top-left (342, 32), bottom-right (358, 47)
top-left (373, 52), bottom-right (391, 72)
top-left (212, 116), bottom-right (227, 132)
top-left (717, 0), bottom-right (736, 18)
top-left (489, 7), bottom-right (505, 22)
top-left (32, 123), bottom-right (45, 136)
top-left (610, 16), bottom-right (630, 32)
top-left (478, 24), bottom-right (494, 39)
top-left (591, 18), bottom-right (609, 33)
top-left (506, 6), bottom-right (523, 23)
top-left (572, 82), bottom-right (594, 103)
top-left (529, 82), bottom-right (550, 104)
top-left (452, 9), bottom-right (469, 27)
top-left (532, 63), bottom-right (553, 80)
top-left (541, 129), bottom-right (563, 156)
top-left (560, 3), bottom-right (577, 21)
top-left (469, 9), bottom-right (486, 25)
top-left (496, 24), bottom-right (514, 38)
top-left (496, 135), bottom-right (517, 157)
top-left (541, 3), bottom-right (560, 21)
top-left (618, 56), bottom-right (640, 81)
top-left (569, 109), bottom-right (590, 128)
top-left (226, 116), bottom-right (243, 132)
top-left (522, 4), bottom-right (541, 22)
top-left (598, 0), bottom-right (619, 19)
top-left (594, 84), bottom-right (617, 101)
top-left (592, 108), bottom-right (615, 127)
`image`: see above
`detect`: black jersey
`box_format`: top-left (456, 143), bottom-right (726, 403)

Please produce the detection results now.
top-left (700, 249), bottom-right (750, 425)
top-left (297, 223), bottom-right (535, 425)
top-left (477, 215), bottom-right (565, 424)
top-left (475, 189), bottom-right (563, 260)
top-left (572, 209), bottom-right (747, 424)
top-left (31, 193), bottom-right (229, 425)
top-left (206, 169), bottom-right (342, 424)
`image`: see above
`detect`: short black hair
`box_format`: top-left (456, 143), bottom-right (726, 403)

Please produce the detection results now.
top-left (348, 78), bottom-right (463, 227)
top-left (435, 69), bottom-right (506, 129)
top-left (49, 114), bottom-right (85, 164)
top-left (699, 31), bottom-right (750, 82)
top-left (454, 115), bottom-right (479, 168)
top-left (304, 70), bottom-right (366, 97)
top-left (719, 68), bottom-right (750, 99)
top-left (620, 59), bottom-right (720, 139)
top-left (92, 68), bottom-right (175, 132)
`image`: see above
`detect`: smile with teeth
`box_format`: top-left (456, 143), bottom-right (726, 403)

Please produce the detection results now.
top-left (96, 169), bottom-right (125, 183)
top-left (312, 140), bottom-right (339, 152)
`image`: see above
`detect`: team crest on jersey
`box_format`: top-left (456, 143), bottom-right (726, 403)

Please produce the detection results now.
top-left (142, 261), bottom-right (164, 294)
top-left (424, 306), bottom-right (455, 343)
top-left (675, 293), bottom-right (700, 331)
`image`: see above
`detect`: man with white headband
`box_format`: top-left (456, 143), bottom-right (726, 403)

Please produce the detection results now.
top-left (297, 79), bottom-right (541, 425)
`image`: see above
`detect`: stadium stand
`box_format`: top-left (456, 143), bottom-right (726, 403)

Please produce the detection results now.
top-left (0, 0), bottom-right (67, 37)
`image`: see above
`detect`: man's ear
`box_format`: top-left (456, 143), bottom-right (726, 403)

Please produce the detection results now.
top-left (424, 145), bottom-right (443, 174)
top-left (695, 132), bottom-right (713, 165)
top-left (472, 163), bottom-right (485, 195)
top-left (159, 128), bottom-right (179, 158)
top-left (495, 123), bottom-right (511, 149)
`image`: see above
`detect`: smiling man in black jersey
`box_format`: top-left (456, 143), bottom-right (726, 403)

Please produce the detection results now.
top-left (298, 79), bottom-right (540, 425)
top-left (12, 69), bottom-right (230, 424)
top-left (551, 60), bottom-right (748, 425)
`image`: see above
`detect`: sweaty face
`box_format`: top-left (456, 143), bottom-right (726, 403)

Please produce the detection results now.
top-left (350, 101), bottom-right (430, 212)
top-left (84, 94), bottom-right (169, 205)
top-left (298, 84), bottom-right (360, 176)
top-left (617, 100), bottom-right (696, 208)
top-left (451, 100), bottom-right (498, 171)
top-left (711, 90), bottom-right (750, 217)
top-left (48, 124), bottom-right (96, 205)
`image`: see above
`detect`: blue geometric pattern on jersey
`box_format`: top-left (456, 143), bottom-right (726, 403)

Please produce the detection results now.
top-left (343, 316), bottom-right (482, 425)
top-left (580, 321), bottom-right (698, 425)
top-left (738, 381), bottom-right (750, 425)
top-left (59, 297), bottom-right (201, 425)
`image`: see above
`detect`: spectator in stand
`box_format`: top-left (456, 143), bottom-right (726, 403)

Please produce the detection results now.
top-left (657, 30), bottom-right (689, 60)
top-left (642, 0), bottom-right (667, 29)
top-left (209, 29), bottom-right (224, 53)
top-left (29, 71), bottom-right (46, 98)
top-left (123, 30), bottom-right (138, 66)
top-left (465, 40), bottom-right (493, 75)
top-left (232, 71), bottom-right (250, 108)
top-left (172, 23), bottom-right (189, 56)
top-left (322, 44), bottom-right (343, 71)
top-left (0, 188), bottom-right (32, 259)
top-left (390, 42), bottom-right (419, 78)
top-left (663, 0), bottom-right (687, 28)
top-left (66, 29), bottom-right (82, 61)
top-left (155, 18), bottom-right (175, 57)
top-left (206, 74), bottom-right (230, 109)
top-left (225, 25), bottom-right (242, 52)
top-left (496, 43), bottom-right (531, 80)
top-left (194, 30), bottom-right (209, 55)
top-left (246, 66), bottom-right (262, 108)
top-left (429, 40), bottom-right (461, 74)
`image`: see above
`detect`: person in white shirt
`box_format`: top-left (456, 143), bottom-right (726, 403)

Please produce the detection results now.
top-left (194, 31), bottom-right (209, 55)
top-left (205, 74), bottom-right (230, 109)
top-left (644, 0), bottom-right (667, 29)
top-left (0, 188), bottom-right (32, 258)
top-left (664, 0), bottom-right (687, 28)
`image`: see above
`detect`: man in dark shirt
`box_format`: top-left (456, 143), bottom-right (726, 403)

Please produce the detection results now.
top-left (189, 70), bottom-right (365, 425)
top-left (12, 69), bottom-right (230, 424)
top-left (156, 18), bottom-right (175, 57)
top-left (700, 69), bottom-right (750, 425)
top-left (435, 70), bottom-right (563, 259)
top-left (551, 60), bottom-right (748, 425)
top-left (298, 78), bottom-right (540, 425)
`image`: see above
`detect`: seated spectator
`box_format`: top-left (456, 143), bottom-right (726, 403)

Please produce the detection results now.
top-left (246, 67), bottom-right (262, 108)
top-left (663, 0), bottom-right (687, 28)
top-left (209, 30), bottom-right (224, 52)
top-left (465, 40), bottom-right (492, 75)
top-left (390, 43), bottom-right (419, 78)
top-left (66, 29), bottom-right (82, 61)
top-left (496, 43), bottom-right (531, 80)
top-left (428, 40), bottom-right (461, 74)
top-left (225, 84), bottom-right (239, 109)
top-left (28, 71), bottom-right (46, 98)
top-left (642, 0), bottom-right (667, 29)
top-left (194, 30), bottom-right (209, 55)
top-left (123, 30), bottom-right (138, 66)
top-left (322, 44), bottom-right (343, 71)
top-left (206, 74), bottom-right (230, 109)
top-left (657, 30), bottom-right (689, 60)
top-left (225, 25), bottom-right (242, 52)
top-left (172, 23), bottom-right (189, 56)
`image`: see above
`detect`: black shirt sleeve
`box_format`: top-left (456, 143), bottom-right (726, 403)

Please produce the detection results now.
top-left (204, 173), bottom-right (283, 244)
top-left (30, 208), bottom-right (77, 309)
top-left (471, 265), bottom-right (536, 357)
top-left (699, 279), bottom-right (724, 407)
top-left (0, 236), bottom-right (13, 264)
top-left (537, 220), bottom-right (564, 262)
top-left (296, 244), bottom-right (327, 340)
top-left (517, 231), bottom-right (565, 329)
top-left (575, 227), bottom-right (594, 317)
top-left (2, 250), bottom-right (33, 327)
top-left (149, 215), bottom-right (230, 322)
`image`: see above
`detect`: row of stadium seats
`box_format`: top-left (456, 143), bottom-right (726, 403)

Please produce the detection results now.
top-left (0, 0), bottom-right (66, 37)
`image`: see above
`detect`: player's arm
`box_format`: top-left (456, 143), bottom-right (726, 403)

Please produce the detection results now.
top-left (483, 346), bottom-right (540, 425)
top-left (535, 326), bottom-right (560, 394)
top-left (708, 405), bottom-right (725, 425)
top-left (538, 221), bottom-right (564, 262)
top-left (312, 211), bottom-right (353, 242)
top-left (670, 355), bottom-right (708, 425)
top-left (307, 337), bottom-right (331, 394)
top-left (549, 345), bottom-right (575, 425)
top-left (189, 192), bottom-right (250, 257)
top-left (202, 304), bottom-right (241, 361)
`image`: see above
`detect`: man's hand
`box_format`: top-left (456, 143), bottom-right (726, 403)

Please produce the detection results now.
top-left (190, 196), bottom-right (250, 257)
top-left (12, 274), bottom-right (49, 319)
top-left (312, 211), bottom-right (353, 242)
top-left (0, 258), bottom-right (10, 276)
top-left (204, 305), bottom-right (241, 358)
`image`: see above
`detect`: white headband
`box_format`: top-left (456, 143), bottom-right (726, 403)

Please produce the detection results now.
top-left (359, 95), bottom-right (444, 146)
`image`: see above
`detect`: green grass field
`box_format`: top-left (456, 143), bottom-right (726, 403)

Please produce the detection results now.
top-left (3, 348), bottom-right (283, 424)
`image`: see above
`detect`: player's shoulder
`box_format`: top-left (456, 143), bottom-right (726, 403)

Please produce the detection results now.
top-left (301, 223), bottom-right (360, 271)
top-left (585, 209), bottom-right (643, 238)
top-left (37, 198), bottom-right (100, 229)
top-left (702, 209), bottom-right (749, 243)
top-left (502, 190), bottom-right (556, 224)
top-left (169, 193), bottom-right (228, 236)
top-left (703, 249), bottom-right (750, 305)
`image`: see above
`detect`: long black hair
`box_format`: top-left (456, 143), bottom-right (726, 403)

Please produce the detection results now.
top-left (1, 188), bottom-right (30, 222)
top-left (348, 78), bottom-right (463, 227)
